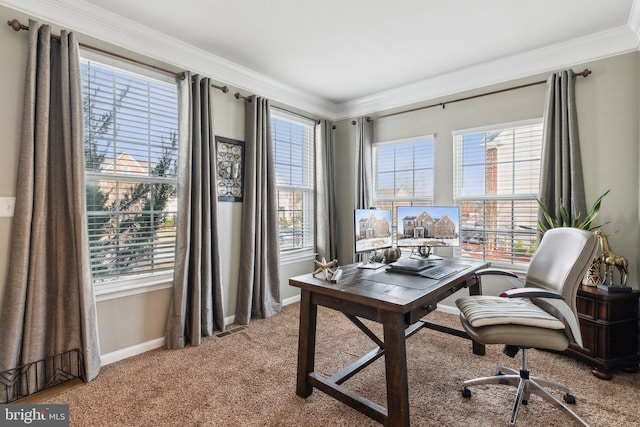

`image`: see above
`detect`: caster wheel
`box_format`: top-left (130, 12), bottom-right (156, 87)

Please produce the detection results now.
top-left (563, 393), bottom-right (576, 404)
top-left (461, 387), bottom-right (472, 398)
top-left (522, 399), bottom-right (528, 406)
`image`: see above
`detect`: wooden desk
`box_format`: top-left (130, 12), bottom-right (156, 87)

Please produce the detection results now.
top-left (290, 259), bottom-right (488, 427)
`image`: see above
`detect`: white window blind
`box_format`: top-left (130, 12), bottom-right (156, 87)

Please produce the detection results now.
top-left (81, 57), bottom-right (179, 282)
top-left (373, 136), bottom-right (435, 231)
top-left (453, 119), bottom-right (543, 265)
top-left (271, 110), bottom-right (315, 252)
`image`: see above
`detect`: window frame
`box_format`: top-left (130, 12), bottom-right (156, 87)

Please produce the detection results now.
top-left (453, 118), bottom-right (543, 269)
top-left (81, 50), bottom-right (179, 298)
top-left (372, 134), bottom-right (436, 244)
top-left (270, 108), bottom-right (317, 262)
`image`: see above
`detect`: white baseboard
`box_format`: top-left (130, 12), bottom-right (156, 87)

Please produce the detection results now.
top-left (436, 304), bottom-right (460, 315)
top-left (282, 294), bottom-right (301, 306)
top-left (100, 337), bottom-right (165, 366)
top-left (102, 294), bottom-right (302, 366)
top-left (223, 294), bottom-right (301, 326)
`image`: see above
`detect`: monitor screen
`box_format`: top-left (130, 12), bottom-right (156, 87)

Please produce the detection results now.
top-left (354, 209), bottom-right (393, 254)
top-left (396, 206), bottom-right (460, 248)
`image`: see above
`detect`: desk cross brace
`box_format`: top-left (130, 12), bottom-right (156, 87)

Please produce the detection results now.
top-left (328, 314), bottom-right (431, 387)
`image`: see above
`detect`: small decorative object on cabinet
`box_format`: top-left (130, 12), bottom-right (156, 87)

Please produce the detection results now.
top-left (564, 284), bottom-right (640, 379)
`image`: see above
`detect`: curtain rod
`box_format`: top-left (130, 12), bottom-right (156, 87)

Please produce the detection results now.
top-left (234, 92), bottom-right (321, 125)
top-left (350, 68), bottom-right (592, 125)
top-left (7, 18), bottom-right (230, 95)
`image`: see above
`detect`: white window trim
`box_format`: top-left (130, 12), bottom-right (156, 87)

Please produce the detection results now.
top-left (271, 108), bottom-right (317, 255)
top-left (373, 133), bottom-right (436, 148)
top-left (372, 133), bottom-right (436, 203)
top-left (82, 50), bottom-right (179, 294)
top-left (81, 49), bottom-right (175, 85)
top-left (279, 249), bottom-right (318, 265)
top-left (453, 118), bottom-right (543, 265)
top-left (94, 271), bottom-right (174, 302)
top-left (451, 118), bottom-right (542, 137)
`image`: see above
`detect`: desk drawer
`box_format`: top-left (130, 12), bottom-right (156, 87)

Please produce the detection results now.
top-left (406, 300), bottom-right (437, 325)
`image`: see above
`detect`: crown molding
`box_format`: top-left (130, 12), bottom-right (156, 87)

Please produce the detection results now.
top-left (628, 0), bottom-right (640, 35)
top-left (3, 0), bottom-right (640, 122)
top-left (335, 25), bottom-right (640, 120)
top-left (0, 0), bottom-right (337, 119)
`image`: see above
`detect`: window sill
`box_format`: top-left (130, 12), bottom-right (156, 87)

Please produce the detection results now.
top-left (280, 250), bottom-right (317, 266)
top-left (94, 271), bottom-right (174, 302)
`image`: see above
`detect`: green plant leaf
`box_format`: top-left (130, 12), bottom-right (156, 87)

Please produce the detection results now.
top-left (523, 189), bottom-right (610, 234)
top-left (578, 189), bottom-right (609, 230)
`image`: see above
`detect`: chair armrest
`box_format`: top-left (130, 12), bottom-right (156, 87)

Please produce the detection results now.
top-left (475, 268), bottom-right (519, 278)
top-left (475, 268), bottom-right (523, 289)
top-left (503, 288), bottom-right (564, 299)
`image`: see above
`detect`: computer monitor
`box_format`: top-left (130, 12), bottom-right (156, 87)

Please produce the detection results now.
top-left (354, 209), bottom-right (392, 268)
top-left (396, 206), bottom-right (460, 258)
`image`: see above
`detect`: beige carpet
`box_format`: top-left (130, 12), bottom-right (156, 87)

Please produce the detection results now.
top-left (44, 303), bottom-right (639, 426)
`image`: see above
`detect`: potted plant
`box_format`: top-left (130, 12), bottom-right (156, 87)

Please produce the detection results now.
top-left (535, 189), bottom-right (609, 234)
top-left (525, 189), bottom-right (610, 285)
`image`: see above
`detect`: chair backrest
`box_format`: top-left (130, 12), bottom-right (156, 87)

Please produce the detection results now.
top-left (526, 227), bottom-right (598, 319)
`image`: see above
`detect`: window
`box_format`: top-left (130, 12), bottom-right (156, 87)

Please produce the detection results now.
top-left (373, 136), bottom-right (435, 235)
top-left (453, 119), bottom-right (543, 265)
top-left (271, 110), bottom-right (315, 253)
top-left (81, 55), bottom-right (179, 283)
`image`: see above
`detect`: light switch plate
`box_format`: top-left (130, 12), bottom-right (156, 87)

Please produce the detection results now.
top-left (0, 197), bottom-right (16, 217)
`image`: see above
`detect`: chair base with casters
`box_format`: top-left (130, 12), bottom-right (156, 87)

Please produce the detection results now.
top-left (460, 345), bottom-right (589, 426)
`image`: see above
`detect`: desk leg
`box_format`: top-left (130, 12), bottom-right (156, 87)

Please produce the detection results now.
top-left (383, 311), bottom-right (410, 427)
top-left (296, 289), bottom-right (317, 397)
top-left (468, 277), bottom-right (486, 356)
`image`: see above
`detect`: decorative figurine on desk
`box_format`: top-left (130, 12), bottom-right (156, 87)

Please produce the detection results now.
top-left (595, 230), bottom-right (631, 292)
top-left (382, 247), bottom-right (401, 263)
top-left (312, 257), bottom-right (342, 283)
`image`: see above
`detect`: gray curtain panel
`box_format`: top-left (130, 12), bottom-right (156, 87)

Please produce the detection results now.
top-left (539, 69), bottom-right (586, 226)
top-left (315, 120), bottom-right (338, 262)
top-left (0, 21), bottom-right (101, 388)
top-left (235, 96), bottom-right (281, 324)
top-left (355, 116), bottom-right (373, 210)
top-left (354, 117), bottom-right (374, 263)
top-left (165, 74), bottom-right (225, 349)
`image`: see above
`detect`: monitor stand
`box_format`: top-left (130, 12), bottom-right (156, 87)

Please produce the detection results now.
top-left (357, 262), bottom-right (386, 270)
top-left (357, 251), bottom-right (387, 270)
top-left (415, 245), bottom-right (442, 260)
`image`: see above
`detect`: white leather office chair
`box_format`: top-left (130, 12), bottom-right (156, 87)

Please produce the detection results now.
top-left (455, 227), bottom-right (598, 426)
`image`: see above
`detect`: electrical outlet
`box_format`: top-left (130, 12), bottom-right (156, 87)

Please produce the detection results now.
top-left (0, 197), bottom-right (16, 217)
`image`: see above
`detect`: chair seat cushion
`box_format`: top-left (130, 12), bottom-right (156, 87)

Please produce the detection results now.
top-left (456, 295), bottom-right (565, 330)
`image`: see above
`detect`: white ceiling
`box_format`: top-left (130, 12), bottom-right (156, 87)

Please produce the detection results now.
top-left (4, 0), bottom-right (640, 119)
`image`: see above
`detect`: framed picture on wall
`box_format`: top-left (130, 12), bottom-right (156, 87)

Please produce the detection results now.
top-left (216, 136), bottom-right (245, 202)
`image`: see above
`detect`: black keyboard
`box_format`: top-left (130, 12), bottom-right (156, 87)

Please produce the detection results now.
top-left (419, 264), bottom-right (461, 279)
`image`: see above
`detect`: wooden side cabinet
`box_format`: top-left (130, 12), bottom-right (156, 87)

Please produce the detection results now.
top-left (564, 285), bottom-right (640, 380)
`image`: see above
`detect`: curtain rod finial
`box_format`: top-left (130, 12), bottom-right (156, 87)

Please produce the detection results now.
top-left (579, 69), bottom-right (592, 78)
top-left (222, 86), bottom-right (229, 93)
top-left (8, 19), bottom-right (26, 32)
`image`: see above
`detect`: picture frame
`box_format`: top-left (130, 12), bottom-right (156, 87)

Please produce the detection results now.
top-left (216, 136), bottom-right (245, 202)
